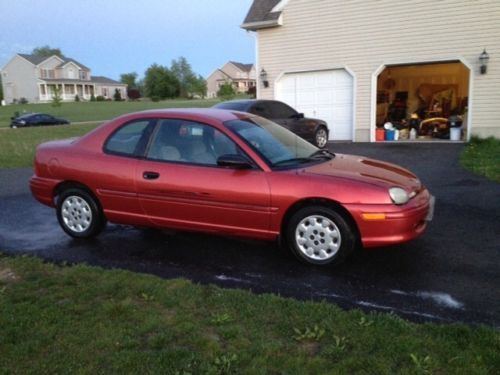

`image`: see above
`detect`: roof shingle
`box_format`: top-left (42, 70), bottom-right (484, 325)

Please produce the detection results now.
top-left (242, 0), bottom-right (282, 30)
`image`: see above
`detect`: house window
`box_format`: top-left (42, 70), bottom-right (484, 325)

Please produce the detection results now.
top-left (102, 88), bottom-right (109, 97)
top-left (41, 69), bottom-right (55, 79)
top-left (79, 71), bottom-right (87, 80)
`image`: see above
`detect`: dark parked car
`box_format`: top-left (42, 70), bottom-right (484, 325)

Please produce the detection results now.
top-left (10, 113), bottom-right (70, 128)
top-left (213, 100), bottom-right (329, 148)
top-left (31, 108), bottom-right (433, 266)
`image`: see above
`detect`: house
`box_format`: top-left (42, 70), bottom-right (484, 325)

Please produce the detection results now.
top-left (242, 0), bottom-right (500, 142)
top-left (0, 54), bottom-right (127, 104)
top-left (206, 61), bottom-right (256, 98)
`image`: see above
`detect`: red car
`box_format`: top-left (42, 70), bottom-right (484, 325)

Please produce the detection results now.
top-left (30, 109), bottom-right (434, 266)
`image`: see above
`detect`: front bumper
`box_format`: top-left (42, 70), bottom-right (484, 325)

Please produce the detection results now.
top-left (346, 189), bottom-right (434, 248)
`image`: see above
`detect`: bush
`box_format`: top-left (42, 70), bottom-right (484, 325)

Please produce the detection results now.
top-left (74, 94), bottom-right (80, 102)
top-left (113, 88), bottom-right (122, 101)
top-left (127, 88), bottom-right (141, 100)
top-left (217, 82), bottom-right (236, 100)
top-left (90, 94), bottom-right (96, 102)
top-left (151, 96), bottom-right (160, 102)
top-left (19, 97), bottom-right (29, 104)
top-left (96, 96), bottom-right (105, 102)
top-left (247, 86), bottom-right (256, 98)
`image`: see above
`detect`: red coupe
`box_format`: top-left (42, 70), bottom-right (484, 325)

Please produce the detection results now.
top-left (30, 109), bottom-right (434, 266)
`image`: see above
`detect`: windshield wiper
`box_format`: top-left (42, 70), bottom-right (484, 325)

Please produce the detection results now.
top-left (309, 149), bottom-right (335, 160)
top-left (272, 157), bottom-right (315, 167)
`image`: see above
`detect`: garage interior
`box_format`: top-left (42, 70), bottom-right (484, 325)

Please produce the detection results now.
top-left (376, 61), bottom-right (470, 141)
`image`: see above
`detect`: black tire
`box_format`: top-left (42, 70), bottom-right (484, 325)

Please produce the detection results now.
top-left (285, 205), bottom-right (357, 266)
top-left (56, 188), bottom-right (106, 238)
top-left (314, 126), bottom-right (328, 148)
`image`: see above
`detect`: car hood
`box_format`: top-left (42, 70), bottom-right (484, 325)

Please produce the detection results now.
top-left (302, 153), bottom-right (422, 192)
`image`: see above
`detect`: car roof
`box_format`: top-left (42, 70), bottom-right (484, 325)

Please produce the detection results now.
top-left (126, 108), bottom-right (252, 122)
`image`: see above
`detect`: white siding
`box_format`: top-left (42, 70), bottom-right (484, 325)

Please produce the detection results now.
top-left (256, 0), bottom-right (500, 140)
top-left (1, 56), bottom-right (38, 103)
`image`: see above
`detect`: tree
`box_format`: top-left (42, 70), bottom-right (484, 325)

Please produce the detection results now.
top-left (51, 85), bottom-right (62, 107)
top-left (143, 64), bottom-right (180, 99)
top-left (217, 81), bottom-right (236, 100)
top-left (0, 76), bottom-right (3, 102)
top-left (170, 57), bottom-right (197, 98)
top-left (120, 72), bottom-right (138, 88)
top-left (190, 75), bottom-right (207, 98)
top-left (32, 45), bottom-right (64, 58)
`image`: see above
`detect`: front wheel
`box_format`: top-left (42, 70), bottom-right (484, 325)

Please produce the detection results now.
top-left (56, 188), bottom-right (106, 238)
top-left (314, 127), bottom-right (328, 148)
top-left (286, 206), bottom-right (357, 266)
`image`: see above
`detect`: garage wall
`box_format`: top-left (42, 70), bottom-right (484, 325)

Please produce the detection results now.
top-left (256, 0), bottom-right (500, 140)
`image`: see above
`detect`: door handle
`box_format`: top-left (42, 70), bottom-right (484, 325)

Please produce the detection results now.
top-left (143, 171), bottom-right (160, 180)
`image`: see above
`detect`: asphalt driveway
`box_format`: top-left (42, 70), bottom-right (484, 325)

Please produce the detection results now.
top-left (0, 143), bottom-right (499, 326)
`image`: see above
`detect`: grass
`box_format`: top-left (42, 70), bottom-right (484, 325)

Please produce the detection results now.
top-left (0, 123), bottom-right (99, 168)
top-left (0, 254), bottom-right (499, 374)
top-left (0, 98), bottom-right (223, 128)
top-left (461, 136), bottom-right (500, 182)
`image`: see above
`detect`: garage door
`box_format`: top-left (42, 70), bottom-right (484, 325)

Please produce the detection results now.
top-left (276, 69), bottom-right (353, 140)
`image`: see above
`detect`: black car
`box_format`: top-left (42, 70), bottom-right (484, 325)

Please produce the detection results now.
top-left (213, 99), bottom-right (329, 148)
top-left (10, 113), bottom-right (70, 128)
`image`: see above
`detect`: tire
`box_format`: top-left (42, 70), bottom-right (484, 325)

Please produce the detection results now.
top-left (56, 188), bottom-right (106, 238)
top-left (10, 125), bottom-right (17, 129)
top-left (314, 127), bottom-right (328, 148)
top-left (286, 205), bottom-right (357, 266)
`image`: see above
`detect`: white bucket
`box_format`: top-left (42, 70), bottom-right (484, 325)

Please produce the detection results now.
top-left (450, 128), bottom-right (461, 141)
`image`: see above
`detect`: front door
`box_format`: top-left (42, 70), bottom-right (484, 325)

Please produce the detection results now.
top-left (136, 118), bottom-right (272, 238)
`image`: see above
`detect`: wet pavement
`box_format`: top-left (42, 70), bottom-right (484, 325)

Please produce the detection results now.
top-left (1, 143), bottom-right (499, 326)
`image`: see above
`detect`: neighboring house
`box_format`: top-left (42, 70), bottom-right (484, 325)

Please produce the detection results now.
top-left (242, 0), bottom-right (500, 141)
top-left (0, 54), bottom-right (127, 104)
top-left (206, 61), bottom-right (256, 98)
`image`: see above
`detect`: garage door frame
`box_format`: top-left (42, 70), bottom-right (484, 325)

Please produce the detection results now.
top-left (370, 56), bottom-right (474, 142)
top-left (274, 66), bottom-right (357, 141)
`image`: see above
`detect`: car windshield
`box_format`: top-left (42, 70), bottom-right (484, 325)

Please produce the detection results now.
top-left (225, 116), bottom-right (333, 168)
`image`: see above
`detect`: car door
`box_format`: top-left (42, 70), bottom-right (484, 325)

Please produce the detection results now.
top-left (136, 118), bottom-right (272, 238)
top-left (96, 118), bottom-right (156, 224)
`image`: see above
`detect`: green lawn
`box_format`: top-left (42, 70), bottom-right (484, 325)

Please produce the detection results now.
top-left (0, 98), bottom-right (221, 128)
top-left (461, 136), bottom-right (500, 182)
top-left (0, 254), bottom-right (498, 374)
top-left (0, 123), bottom-right (99, 168)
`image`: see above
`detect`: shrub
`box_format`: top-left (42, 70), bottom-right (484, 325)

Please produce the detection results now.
top-left (217, 82), bottom-right (236, 100)
top-left (90, 94), bottom-right (96, 102)
top-left (247, 86), bottom-right (256, 98)
top-left (74, 94), bottom-right (80, 102)
top-left (127, 88), bottom-right (141, 100)
top-left (113, 88), bottom-right (122, 101)
top-left (51, 86), bottom-right (62, 107)
top-left (19, 97), bottom-right (29, 104)
top-left (96, 95), bottom-right (105, 102)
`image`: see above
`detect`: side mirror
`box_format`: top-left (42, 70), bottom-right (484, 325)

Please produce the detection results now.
top-left (217, 154), bottom-right (253, 169)
top-left (297, 113), bottom-right (305, 119)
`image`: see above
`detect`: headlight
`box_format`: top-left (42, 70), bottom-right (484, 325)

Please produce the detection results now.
top-left (19, 120), bottom-right (26, 125)
top-left (389, 187), bottom-right (409, 205)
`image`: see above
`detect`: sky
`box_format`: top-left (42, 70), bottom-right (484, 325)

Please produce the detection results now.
top-left (0, 0), bottom-right (255, 80)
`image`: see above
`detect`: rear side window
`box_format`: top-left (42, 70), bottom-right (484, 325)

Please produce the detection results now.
top-left (251, 102), bottom-right (272, 118)
top-left (269, 102), bottom-right (297, 118)
top-left (104, 120), bottom-right (152, 157)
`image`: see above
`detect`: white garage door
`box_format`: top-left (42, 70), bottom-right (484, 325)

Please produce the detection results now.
top-left (276, 69), bottom-right (353, 140)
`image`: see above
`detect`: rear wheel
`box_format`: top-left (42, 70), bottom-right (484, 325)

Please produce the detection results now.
top-left (314, 127), bottom-right (328, 148)
top-left (10, 125), bottom-right (17, 129)
top-left (286, 205), bottom-right (357, 266)
top-left (56, 188), bottom-right (106, 238)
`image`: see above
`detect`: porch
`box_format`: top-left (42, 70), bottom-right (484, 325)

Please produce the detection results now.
top-left (39, 83), bottom-right (96, 101)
